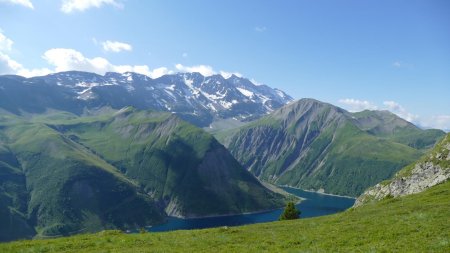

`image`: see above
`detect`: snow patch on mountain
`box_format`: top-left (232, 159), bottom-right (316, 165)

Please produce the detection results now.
top-left (236, 87), bottom-right (254, 98)
top-left (24, 71), bottom-right (293, 126)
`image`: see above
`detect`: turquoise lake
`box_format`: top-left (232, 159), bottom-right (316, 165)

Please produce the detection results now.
top-left (149, 187), bottom-right (355, 232)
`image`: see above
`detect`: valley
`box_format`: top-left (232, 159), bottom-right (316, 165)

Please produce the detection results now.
top-left (0, 107), bottom-right (286, 241)
top-left (1, 1), bottom-right (449, 251)
top-left (2, 131), bottom-right (448, 252)
top-left (221, 98), bottom-right (444, 196)
top-left (0, 72), bottom-right (445, 248)
top-left (0, 70), bottom-right (447, 244)
top-left (1, 174), bottom-right (448, 252)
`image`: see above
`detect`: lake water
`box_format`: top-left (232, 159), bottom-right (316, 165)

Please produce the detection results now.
top-left (149, 187), bottom-right (355, 232)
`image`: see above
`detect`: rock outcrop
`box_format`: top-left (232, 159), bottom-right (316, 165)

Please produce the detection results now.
top-left (354, 133), bottom-right (450, 207)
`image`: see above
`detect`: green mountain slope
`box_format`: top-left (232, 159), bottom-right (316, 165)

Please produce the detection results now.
top-left (2, 176), bottom-right (448, 252)
top-left (0, 114), bottom-right (164, 240)
top-left (0, 144), bottom-right (35, 242)
top-left (224, 98), bottom-right (445, 197)
top-left (47, 108), bottom-right (284, 217)
top-left (0, 109), bottom-right (284, 241)
top-left (352, 110), bottom-right (445, 149)
top-left (355, 133), bottom-right (450, 206)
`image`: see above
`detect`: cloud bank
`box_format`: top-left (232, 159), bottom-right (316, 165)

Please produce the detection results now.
top-left (338, 98), bottom-right (450, 131)
top-left (61, 0), bottom-right (121, 13)
top-left (0, 32), bottom-right (14, 51)
top-left (102, 40), bottom-right (132, 52)
top-left (0, 32), bottom-right (241, 80)
top-left (338, 98), bottom-right (378, 112)
top-left (0, 0), bottom-right (34, 9)
top-left (43, 48), bottom-right (172, 78)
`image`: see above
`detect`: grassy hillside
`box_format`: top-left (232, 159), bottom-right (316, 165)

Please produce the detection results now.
top-left (396, 132), bottom-right (450, 178)
top-left (276, 122), bottom-right (423, 196)
top-left (352, 110), bottom-right (445, 149)
top-left (46, 108), bottom-right (284, 217)
top-left (1, 179), bottom-right (448, 252)
top-left (355, 133), bottom-right (450, 206)
top-left (0, 114), bottom-right (164, 239)
top-left (225, 99), bottom-right (435, 197)
top-left (0, 109), bottom-right (284, 241)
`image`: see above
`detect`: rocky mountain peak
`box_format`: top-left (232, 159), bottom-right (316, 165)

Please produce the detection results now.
top-left (0, 71), bottom-right (293, 127)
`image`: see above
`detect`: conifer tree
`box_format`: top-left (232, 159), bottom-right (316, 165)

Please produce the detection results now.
top-left (279, 202), bottom-right (300, 220)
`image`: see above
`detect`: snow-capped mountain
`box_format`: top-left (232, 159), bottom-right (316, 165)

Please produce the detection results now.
top-left (0, 71), bottom-right (293, 126)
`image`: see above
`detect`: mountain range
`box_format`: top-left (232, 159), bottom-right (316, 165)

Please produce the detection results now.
top-left (221, 98), bottom-right (445, 196)
top-left (0, 71), bottom-right (292, 127)
top-left (0, 71), bottom-right (447, 242)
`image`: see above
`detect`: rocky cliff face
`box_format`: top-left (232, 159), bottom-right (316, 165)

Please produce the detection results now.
top-left (354, 133), bottom-right (450, 206)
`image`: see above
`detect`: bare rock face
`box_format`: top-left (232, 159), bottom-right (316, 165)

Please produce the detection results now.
top-left (354, 134), bottom-right (450, 207)
top-left (354, 163), bottom-right (449, 207)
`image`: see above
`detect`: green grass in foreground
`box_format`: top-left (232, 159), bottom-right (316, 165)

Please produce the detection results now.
top-left (1, 180), bottom-right (449, 253)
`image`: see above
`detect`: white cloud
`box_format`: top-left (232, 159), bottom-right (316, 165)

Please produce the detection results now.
top-left (392, 61), bottom-right (413, 69)
top-left (0, 32), bottom-right (51, 77)
top-left (175, 64), bottom-right (215, 77)
top-left (0, 36), bottom-right (223, 80)
top-left (338, 98), bottom-right (378, 112)
top-left (338, 98), bottom-right (420, 124)
top-left (338, 98), bottom-right (449, 130)
top-left (42, 48), bottom-right (169, 78)
top-left (16, 67), bottom-right (52, 77)
top-left (0, 52), bottom-right (22, 72)
top-left (175, 64), bottom-right (242, 79)
top-left (0, 31), bottom-right (14, 52)
top-left (0, 52), bottom-right (51, 77)
top-left (146, 67), bottom-right (172, 79)
top-left (254, 26), bottom-right (267, 32)
top-left (219, 70), bottom-right (242, 79)
top-left (0, 0), bottom-right (34, 9)
top-left (382, 101), bottom-right (418, 122)
top-left (102, 40), bottom-right (132, 52)
top-left (419, 115), bottom-right (450, 131)
top-left (182, 52), bottom-right (188, 58)
top-left (61, 0), bottom-right (121, 13)
top-left (250, 78), bottom-right (263, 86)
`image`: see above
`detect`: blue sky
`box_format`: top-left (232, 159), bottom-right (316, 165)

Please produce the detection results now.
top-left (0, 0), bottom-right (449, 129)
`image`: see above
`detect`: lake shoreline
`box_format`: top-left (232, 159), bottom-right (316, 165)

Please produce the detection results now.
top-left (161, 186), bottom-right (355, 221)
top-left (167, 206), bottom-right (284, 220)
top-left (280, 185), bottom-right (357, 199)
top-left (167, 183), bottom-right (304, 220)
top-left (147, 187), bottom-right (355, 233)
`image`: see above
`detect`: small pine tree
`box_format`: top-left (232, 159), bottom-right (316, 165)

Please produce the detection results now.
top-left (279, 202), bottom-right (300, 220)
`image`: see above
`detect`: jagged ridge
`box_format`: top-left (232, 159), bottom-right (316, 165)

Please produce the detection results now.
top-left (0, 71), bottom-right (293, 127)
